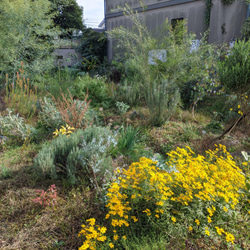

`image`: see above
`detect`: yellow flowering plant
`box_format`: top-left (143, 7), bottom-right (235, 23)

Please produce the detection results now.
top-left (53, 124), bottom-right (75, 138)
top-left (79, 144), bottom-right (247, 249)
top-left (229, 93), bottom-right (249, 117)
top-left (78, 218), bottom-right (108, 250)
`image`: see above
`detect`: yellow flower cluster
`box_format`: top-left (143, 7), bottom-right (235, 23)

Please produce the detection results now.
top-left (79, 144), bottom-right (245, 248)
top-left (53, 124), bottom-right (75, 138)
top-left (104, 157), bottom-right (175, 247)
top-left (215, 227), bottom-right (235, 244)
top-left (166, 145), bottom-right (245, 208)
top-left (78, 218), bottom-right (107, 250)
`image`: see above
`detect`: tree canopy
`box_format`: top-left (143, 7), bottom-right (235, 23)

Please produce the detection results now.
top-left (0, 0), bottom-right (60, 82)
top-left (50, 0), bottom-right (84, 35)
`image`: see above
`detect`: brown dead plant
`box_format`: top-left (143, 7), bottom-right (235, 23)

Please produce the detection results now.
top-left (51, 90), bottom-right (91, 130)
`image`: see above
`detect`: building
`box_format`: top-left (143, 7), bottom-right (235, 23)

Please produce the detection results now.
top-left (105, 0), bottom-right (248, 60)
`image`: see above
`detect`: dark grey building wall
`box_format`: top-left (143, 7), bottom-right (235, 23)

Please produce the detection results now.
top-left (105, 0), bottom-right (248, 60)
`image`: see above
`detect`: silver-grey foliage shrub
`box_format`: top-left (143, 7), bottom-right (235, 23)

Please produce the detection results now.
top-left (38, 97), bottom-right (64, 131)
top-left (0, 109), bottom-right (35, 141)
top-left (34, 129), bottom-right (86, 180)
top-left (78, 127), bottom-right (117, 193)
top-left (34, 126), bottom-right (117, 187)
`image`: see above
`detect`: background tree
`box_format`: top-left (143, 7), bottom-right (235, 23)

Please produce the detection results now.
top-left (50, 0), bottom-right (84, 36)
top-left (0, 0), bottom-right (60, 84)
top-left (77, 28), bottom-right (107, 74)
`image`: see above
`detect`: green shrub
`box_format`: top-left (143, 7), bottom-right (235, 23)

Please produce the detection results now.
top-left (241, 17), bottom-right (250, 40)
top-left (146, 79), bottom-right (181, 126)
top-left (72, 74), bottom-right (112, 108)
top-left (40, 67), bottom-right (78, 99)
top-left (218, 40), bottom-right (250, 96)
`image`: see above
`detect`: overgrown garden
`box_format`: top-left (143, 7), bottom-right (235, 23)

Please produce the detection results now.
top-left (0, 1), bottom-right (250, 249)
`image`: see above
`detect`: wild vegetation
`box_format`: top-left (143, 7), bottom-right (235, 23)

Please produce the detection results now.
top-left (0, 3), bottom-right (250, 250)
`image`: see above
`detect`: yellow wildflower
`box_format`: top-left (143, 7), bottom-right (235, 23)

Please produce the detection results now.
top-left (195, 219), bottom-right (200, 225)
top-left (171, 217), bottom-right (176, 223)
top-left (223, 206), bottom-right (228, 212)
top-left (205, 229), bottom-right (210, 236)
top-left (225, 232), bottom-right (235, 244)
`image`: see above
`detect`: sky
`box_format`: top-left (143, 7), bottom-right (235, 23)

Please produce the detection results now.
top-left (76, 0), bottom-right (104, 28)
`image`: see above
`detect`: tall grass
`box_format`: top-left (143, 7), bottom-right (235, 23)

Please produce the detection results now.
top-left (5, 63), bottom-right (37, 121)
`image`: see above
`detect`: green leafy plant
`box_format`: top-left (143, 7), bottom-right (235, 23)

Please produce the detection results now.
top-left (204, 0), bottom-right (213, 30)
top-left (117, 125), bottom-right (140, 155)
top-left (0, 0), bottom-right (60, 83)
top-left (72, 74), bottom-right (112, 108)
top-left (218, 40), bottom-right (250, 97)
top-left (241, 17), bottom-right (250, 40)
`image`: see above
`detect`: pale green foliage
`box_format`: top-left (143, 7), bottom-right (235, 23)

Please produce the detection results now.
top-left (0, 0), bottom-right (60, 82)
top-left (0, 109), bottom-right (35, 141)
top-left (33, 129), bottom-right (86, 180)
top-left (115, 101), bottom-right (130, 115)
top-left (38, 97), bottom-right (64, 131)
top-left (146, 79), bottom-right (181, 126)
top-left (79, 126), bottom-right (117, 193)
top-left (34, 126), bottom-right (117, 186)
